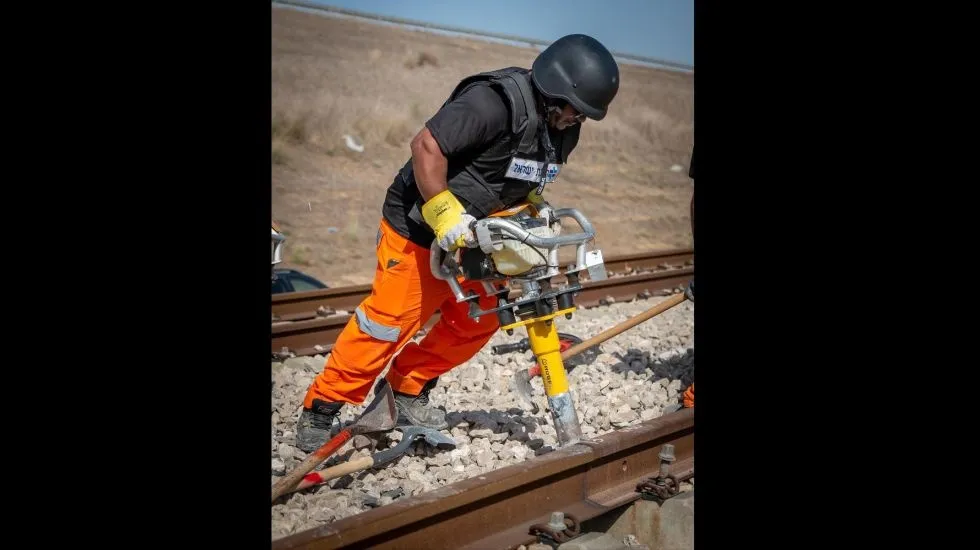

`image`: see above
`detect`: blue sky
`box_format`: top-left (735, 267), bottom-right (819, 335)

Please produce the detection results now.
top-left (296, 0), bottom-right (693, 68)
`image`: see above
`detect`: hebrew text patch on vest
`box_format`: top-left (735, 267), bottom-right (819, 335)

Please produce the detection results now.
top-left (507, 157), bottom-right (561, 183)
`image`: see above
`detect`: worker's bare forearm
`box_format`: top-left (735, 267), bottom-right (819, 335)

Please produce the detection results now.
top-left (411, 127), bottom-right (449, 202)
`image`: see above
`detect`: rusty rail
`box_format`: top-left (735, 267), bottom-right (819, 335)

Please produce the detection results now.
top-left (272, 248), bottom-right (693, 318)
top-left (272, 284), bottom-right (374, 318)
top-left (272, 266), bottom-right (693, 358)
top-left (272, 249), bottom-right (693, 358)
top-left (271, 407), bottom-right (694, 550)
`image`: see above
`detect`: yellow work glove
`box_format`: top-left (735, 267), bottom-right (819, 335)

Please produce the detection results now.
top-left (527, 189), bottom-right (546, 207)
top-left (422, 189), bottom-right (478, 252)
top-left (526, 190), bottom-right (560, 235)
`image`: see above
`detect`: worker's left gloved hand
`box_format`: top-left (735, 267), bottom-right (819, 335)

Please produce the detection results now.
top-left (527, 190), bottom-right (561, 236)
top-left (422, 190), bottom-right (478, 252)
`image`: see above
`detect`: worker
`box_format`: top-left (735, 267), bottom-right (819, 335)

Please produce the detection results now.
top-left (686, 145), bottom-right (694, 302)
top-left (294, 34), bottom-right (621, 452)
top-left (665, 145), bottom-right (695, 414)
top-left (684, 145), bottom-right (694, 407)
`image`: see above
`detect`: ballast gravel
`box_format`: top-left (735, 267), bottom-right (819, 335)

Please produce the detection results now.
top-left (271, 293), bottom-right (694, 540)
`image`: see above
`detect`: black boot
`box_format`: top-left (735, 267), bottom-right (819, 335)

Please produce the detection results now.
top-left (392, 377), bottom-right (447, 430)
top-left (295, 399), bottom-right (343, 452)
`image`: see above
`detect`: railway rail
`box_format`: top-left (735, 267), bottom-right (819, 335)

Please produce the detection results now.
top-left (272, 248), bottom-right (694, 358)
top-left (272, 407), bottom-right (693, 550)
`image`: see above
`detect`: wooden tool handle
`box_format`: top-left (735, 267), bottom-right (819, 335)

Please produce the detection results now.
top-left (271, 429), bottom-right (352, 503)
top-left (561, 292), bottom-right (688, 361)
top-left (293, 455), bottom-right (375, 492)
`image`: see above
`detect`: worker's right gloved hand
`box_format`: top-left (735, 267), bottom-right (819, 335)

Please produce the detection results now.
top-left (527, 190), bottom-right (560, 235)
top-left (422, 189), bottom-right (478, 252)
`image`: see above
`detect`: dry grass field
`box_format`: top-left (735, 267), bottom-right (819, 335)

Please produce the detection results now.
top-left (271, 6), bottom-right (694, 287)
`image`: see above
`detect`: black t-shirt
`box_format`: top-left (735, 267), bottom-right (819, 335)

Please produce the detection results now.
top-left (381, 83), bottom-right (572, 247)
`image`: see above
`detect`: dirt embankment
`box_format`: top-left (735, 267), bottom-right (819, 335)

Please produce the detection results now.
top-left (272, 7), bottom-right (694, 287)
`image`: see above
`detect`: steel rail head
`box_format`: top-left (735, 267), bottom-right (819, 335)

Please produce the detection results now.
top-left (271, 408), bottom-right (693, 550)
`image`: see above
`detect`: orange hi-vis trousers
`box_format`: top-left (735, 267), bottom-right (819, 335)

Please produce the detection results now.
top-left (303, 218), bottom-right (500, 408)
top-left (683, 383), bottom-right (695, 408)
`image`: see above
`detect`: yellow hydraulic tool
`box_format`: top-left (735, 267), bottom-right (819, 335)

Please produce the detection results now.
top-left (430, 202), bottom-right (605, 447)
top-left (502, 305), bottom-right (582, 443)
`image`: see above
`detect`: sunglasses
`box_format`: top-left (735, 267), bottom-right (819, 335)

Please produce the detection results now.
top-left (550, 102), bottom-right (587, 123)
top-left (563, 102), bottom-right (586, 123)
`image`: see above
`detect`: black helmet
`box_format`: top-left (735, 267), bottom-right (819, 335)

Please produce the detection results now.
top-left (531, 34), bottom-right (620, 121)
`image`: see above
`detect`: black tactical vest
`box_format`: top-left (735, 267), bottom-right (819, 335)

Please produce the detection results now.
top-left (404, 67), bottom-right (581, 224)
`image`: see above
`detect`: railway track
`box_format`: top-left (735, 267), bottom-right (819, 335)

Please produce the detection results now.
top-left (272, 407), bottom-right (693, 549)
top-left (272, 248), bottom-right (694, 358)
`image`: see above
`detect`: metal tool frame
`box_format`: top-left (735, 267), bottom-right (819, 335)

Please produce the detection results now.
top-left (429, 208), bottom-right (600, 328)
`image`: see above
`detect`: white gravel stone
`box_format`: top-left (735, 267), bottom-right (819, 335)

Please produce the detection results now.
top-left (271, 294), bottom-right (694, 540)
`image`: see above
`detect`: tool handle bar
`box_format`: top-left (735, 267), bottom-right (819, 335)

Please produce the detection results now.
top-left (476, 207), bottom-right (595, 248)
top-left (271, 428), bottom-right (352, 502)
top-left (492, 341), bottom-right (529, 355)
top-left (560, 293), bottom-right (689, 361)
